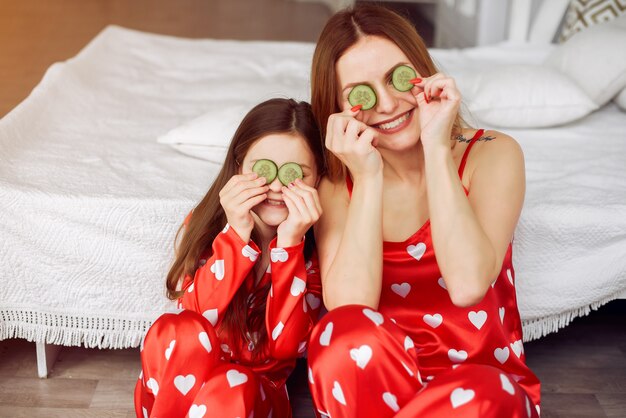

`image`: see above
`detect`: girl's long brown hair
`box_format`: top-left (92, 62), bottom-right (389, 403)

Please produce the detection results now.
top-left (166, 98), bottom-right (324, 358)
top-left (311, 4), bottom-right (464, 181)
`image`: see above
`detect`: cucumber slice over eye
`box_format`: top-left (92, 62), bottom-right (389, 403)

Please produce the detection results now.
top-left (252, 159), bottom-right (278, 184)
top-left (348, 84), bottom-right (377, 110)
top-left (392, 65), bottom-right (417, 92)
top-left (277, 162), bottom-right (303, 186)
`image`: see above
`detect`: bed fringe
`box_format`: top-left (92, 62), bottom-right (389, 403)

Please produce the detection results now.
top-left (1, 295), bottom-right (622, 348)
top-left (0, 309), bottom-right (153, 349)
top-left (522, 293), bottom-right (621, 342)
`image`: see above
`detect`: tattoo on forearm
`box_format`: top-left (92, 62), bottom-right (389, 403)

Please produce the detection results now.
top-left (453, 134), bottom-right (495, 143)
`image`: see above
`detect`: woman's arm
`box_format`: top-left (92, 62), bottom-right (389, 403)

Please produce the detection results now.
top-left (315, 175), bottom-right (384, 310)
top-left (424, 132), bottom-right (525, 307)
top-left (265, 240), bottom-right (323, 359)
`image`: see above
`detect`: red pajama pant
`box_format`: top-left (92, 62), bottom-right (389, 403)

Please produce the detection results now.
top-left (134, 310), bottom-right (288, 418)
top-left (307, 305), bottom-right (540, 418)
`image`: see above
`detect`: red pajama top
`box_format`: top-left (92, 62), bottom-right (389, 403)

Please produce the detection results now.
top-left (346, 129), bottom-right (541, 406)
top-left (178, 220), bottom-right (323, 388)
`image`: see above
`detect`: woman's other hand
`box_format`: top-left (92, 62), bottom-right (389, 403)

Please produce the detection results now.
top-left (277, 178), bottom-right (322, 247)
top-left (325, 107), bottom-right (383, 180)
top-left (412, 73), bottom-right (462, 150)
top-left (219, 172), bottom-right (269, 242)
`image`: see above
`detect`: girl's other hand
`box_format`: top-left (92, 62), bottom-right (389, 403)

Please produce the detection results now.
top-left (325, 107), bottom-right (383, 180)
top-left (219, 172), bottom-right (269, 242)
top-left (276, 178), bottom-right (322, 247)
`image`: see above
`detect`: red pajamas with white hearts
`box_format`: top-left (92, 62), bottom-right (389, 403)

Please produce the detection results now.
top-left (134, 223), bottom-right (323, 418)
top-left (307, 130), bottom-right (541, 418)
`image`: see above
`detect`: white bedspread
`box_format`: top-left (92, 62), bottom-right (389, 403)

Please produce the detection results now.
top-left (1, 26), bottom-right (625, 348)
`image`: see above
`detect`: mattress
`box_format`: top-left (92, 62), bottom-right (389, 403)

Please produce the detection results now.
top-left (1, 26), bottom-right (625, 348)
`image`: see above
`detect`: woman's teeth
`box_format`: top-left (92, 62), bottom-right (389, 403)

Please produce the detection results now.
top-left (377, 111), bottom-right (410, 130)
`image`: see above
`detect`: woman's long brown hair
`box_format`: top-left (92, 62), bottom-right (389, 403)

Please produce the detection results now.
top-left (311, 4), bottom-right (465, 181)
top-left (166, 98), bottom-right (324, 358)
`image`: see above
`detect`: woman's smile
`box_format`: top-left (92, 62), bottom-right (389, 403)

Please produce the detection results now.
top-left (372, 109), bottom-right (414, 134)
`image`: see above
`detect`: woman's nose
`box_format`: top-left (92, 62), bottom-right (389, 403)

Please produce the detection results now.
top-left (268, 176), bottom-right (283, 192)
top-left (374, 86), bottom-right (398, 114)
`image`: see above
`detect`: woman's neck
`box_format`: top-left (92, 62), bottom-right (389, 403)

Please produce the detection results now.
top-left (379, 142), bottom-right (425, 183)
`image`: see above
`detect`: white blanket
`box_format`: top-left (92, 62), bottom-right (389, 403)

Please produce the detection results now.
top-left (1, 26), bottom-right (625, 348)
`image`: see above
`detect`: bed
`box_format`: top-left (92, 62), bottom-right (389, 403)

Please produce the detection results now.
top-left (1, 0), bottom-right (625, 378)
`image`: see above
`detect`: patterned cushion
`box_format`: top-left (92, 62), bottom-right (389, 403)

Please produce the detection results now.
top-left (559, 0), bottom-right (626, 42)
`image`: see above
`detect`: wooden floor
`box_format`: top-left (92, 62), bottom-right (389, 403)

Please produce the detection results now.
top-left (1, 300), bottom-right (625, 417)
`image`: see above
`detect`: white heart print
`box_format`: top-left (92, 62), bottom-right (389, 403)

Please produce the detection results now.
top-left (450, 387), bottom-right (475, 408)
top-left (468, 310), bottom-right (487, 330)
top-left (242, 245), bottom-right (259, 262)
top-left (404, 335), bottom-right (415, 351)
top-left (401, 361), bottom-right (414, 377)
top-left (437, 277), bottom-right (447, 290)
top-left (391, 282), bottom-right (411, 298)
top-left (146, 378), bottom-right (159, 396)
top-left (507, 268), bottom-right (514, 285)
top-left (382, 392), bottom-right (400, 412)
top-left (174, 374), bottom-right (196, 395)
top-left (222, 224), bottom-right (230, 234)
top-left (202, 309), bottom-right (218, 326)
top-left (448, 349), bottom-right (468, 363)
top-left (406, 242), bottom-right (426, 261)
top-left (189, 404), bottom-right (207, 418)
top-left (308, 367), bottom-right (314, 385)
top-left (142, 407), bottom-right (148, 418)
top-left (306, 293), bottom-right (321, 310)
top-left (362, 308), bottom-right (384, 326)
top-left (332, 381), bottom-right (347, 406)
top-left (423, 313), bottom-right (443, 328)
top-left (499, 307), bottom-right (505, 323)
top-left (290, 276), bottom-right (306, 296)
top-left (165, 339), bottom-right (176, 360)
top-left (500, 373), bottom-right (516, 395)
top-left (349, 345), bottom-right (373, 369)
top-left (270, 248), bottom-right (288, 263)
top-left (271, 322), bottom-right (284, 341)
top-left (198, 332), bottom-right (212, 353)
top-left (319, 322), bottom-right (333, 346)
top-left (511, 340), bottom-right (523, 358)
top-left (210, 260), bottom-right (225, 280)
top-left (226, 369), bottom-right (248, 387)
top-left (494, 347), bottom-right (510, 364)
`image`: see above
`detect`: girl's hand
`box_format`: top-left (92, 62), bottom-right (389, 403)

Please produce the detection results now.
top-left (411, 73), bottom-right (462, 150)
top-left (219, 172), bottom-right (269, 242)
top-left (276, 178), bottom-right (322, 247)
top-left (325, 107), bottom-right (383, 180)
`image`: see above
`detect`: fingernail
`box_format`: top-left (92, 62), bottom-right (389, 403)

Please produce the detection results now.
top-left (424, 95), bottom-right (429, 104)
top-left (288, 182), bottom-right (295, 188)
top-left (410, 78), bottom-right (422, 84)
top-left (351, 104), bottom-right (363, 112)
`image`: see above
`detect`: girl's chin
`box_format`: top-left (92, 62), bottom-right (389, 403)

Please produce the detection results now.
top-left (252, 206), bottom-right (287, 227)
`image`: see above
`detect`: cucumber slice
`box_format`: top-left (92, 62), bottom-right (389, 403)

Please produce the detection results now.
top-left (252, 159), bottom-right (278, 183)
top-left (277, 162), bottom-right (303, 186)
top-left (392, 65), bottom-right (417, 92)
top-left (348, 84), bottom-right (377, 110)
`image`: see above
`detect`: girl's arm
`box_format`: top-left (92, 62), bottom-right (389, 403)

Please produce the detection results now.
top-left (180, 224), bottom-right (260, 323)
top-left (265, 240), bottom-right (323, 359)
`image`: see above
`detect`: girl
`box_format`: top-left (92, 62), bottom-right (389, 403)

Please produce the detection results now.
top-left (134, 98), bottom-right (325, 418)
top-left (307, 5), bottom-right (541, 418)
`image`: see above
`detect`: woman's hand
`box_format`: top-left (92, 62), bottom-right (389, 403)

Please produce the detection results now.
top-left (219, 172), bottom-right (268, 242)
top-left (276, 178), bottom-right (322, 247)
top-left (325, 107), bottom-right (383, 180)
top-left (412, 73), bottom-right (462, 150)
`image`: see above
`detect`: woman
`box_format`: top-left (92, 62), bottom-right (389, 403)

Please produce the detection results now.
top-left (307, 5), bottom-right (540, 418)
top-left (134, 98), bottom-right (325, 418)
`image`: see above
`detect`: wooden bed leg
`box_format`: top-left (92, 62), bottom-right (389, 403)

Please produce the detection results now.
top-left (36, 342), bottom-right (62, 379)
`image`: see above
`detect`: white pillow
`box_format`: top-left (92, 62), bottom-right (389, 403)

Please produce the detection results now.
top-left (158, 102), bottom-right (252, 147)
top-left (615, 88), bottom-right (626, 111)
top-left (545, 16), bottom-right (626, 106)
top-left (462, 64), bottom-right (598, 128)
